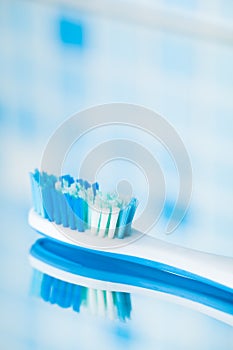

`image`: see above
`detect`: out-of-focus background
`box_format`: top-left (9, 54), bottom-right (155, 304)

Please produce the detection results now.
top-left (0, 0), bottom-right (233, 349)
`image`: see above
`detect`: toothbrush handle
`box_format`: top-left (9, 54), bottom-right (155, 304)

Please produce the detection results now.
top-left (28, 210), bottom-right (233, 290)
top-left (122, 235), bottom-right (233, 290)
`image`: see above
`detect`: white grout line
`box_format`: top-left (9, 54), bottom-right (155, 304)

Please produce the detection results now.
top-left (42, 0), bottom-right (233, 45)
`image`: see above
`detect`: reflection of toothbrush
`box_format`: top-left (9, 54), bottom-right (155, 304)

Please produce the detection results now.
top-left (30, 239), bottom-right (132, 322)
top-left (30, 238), bottom-right (233, 325)
top-left (29, 170), bottom-right (233, 299)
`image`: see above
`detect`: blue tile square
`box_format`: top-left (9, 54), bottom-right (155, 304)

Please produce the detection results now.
top-left (59, 17), bottom-right (84, 47)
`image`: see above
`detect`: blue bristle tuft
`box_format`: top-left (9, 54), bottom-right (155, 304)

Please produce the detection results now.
top-left (51, 188), bottom-right (62, 224)
top-left (64, 194), bottom-right (77, 229)
top-left (92, 182), bottom-right (99, 196)
top-left (40, 274), bottom-right (54, 302)
top-left (56, 280), bottom-right (69, 308)
top-left (125, 198), bottom-right (138, 235)
top-left (57, 191), bottom-right (69, 227)
top-left (49, 278), bottom-right (60, 305)
top-left (77, 179), bottom-right (84, 187)
top-left (72, 285), bottom-right (82, 312)
top-left (62, 283), bottom-right (74, 308)
top-left (34, 168), bottom-right (40, 182)
top-left (41, 185), bottom-right (53, 221)
top-left (60, 174), bottom-right (74, 186)
top-left (83, 180), bottom-right (91, 189)
top-left (29, 172), bottom-right (39, 213)
top-left (72, 197), bottom-right (85, 232)
top-left (30, 170), bottom-right (44, 216)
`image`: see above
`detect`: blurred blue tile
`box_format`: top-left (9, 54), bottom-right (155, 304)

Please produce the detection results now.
top-left (163, 0), bottom-right (198, 10)
top-left (160, 36), bottom-right (196, 77)
top-left (212, 106), bottom-right (233, 143)
top-left (216, 50), bottom-right (233, 88)
top-left (7, 0), bottom-right (33, 33)
top-left (59, 70), bottom-right (85, 96)
top-left (114, 325), bottom-right (132, 340)
top-left (0, 102), bottom-right (6, 125)
top-left (59, 17), bottom-right (84, 47)
top-left (18, 109), bottom-right (36, 136)
top-left (13, 56), bottom-right (34, 84)
top-left (220, 0), bottom-right (233, 19)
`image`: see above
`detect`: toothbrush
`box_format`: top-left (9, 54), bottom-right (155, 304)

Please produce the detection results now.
top-left (29, 170), bottom-right (233, 295)
top-left (30, 238), bottom-right (233, 326)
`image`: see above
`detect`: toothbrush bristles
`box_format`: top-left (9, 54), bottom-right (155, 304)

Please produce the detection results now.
top-left (30, 170), bottom-right (138, 239)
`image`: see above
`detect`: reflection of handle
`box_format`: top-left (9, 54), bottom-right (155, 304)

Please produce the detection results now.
top-left (121, 234), bottom-right (233, 290)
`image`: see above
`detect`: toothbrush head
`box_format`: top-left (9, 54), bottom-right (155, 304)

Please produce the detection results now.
top-left (30, 169), bottom-right (138, 240)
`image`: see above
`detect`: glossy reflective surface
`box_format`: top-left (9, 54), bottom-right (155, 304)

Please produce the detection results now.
top-left (0, 203), bottom-right (232, 349)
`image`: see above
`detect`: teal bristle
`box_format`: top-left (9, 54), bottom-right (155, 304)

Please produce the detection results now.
top-left (116, 206), bottom-right (130, 239)
top-left (116, 203), bottom-right (132, 238)
top-left (29, 169), bottom-right (138, 239)
top-left (83, 200), bottom-right (89, 229)
top-left (114, 292), bottom-right (131, 321)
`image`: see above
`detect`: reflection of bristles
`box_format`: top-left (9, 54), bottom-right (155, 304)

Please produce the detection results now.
top-left (31, 269), bottom-right (132, 322)
top-left (82, 288), bottom-right (132, 321)
top-left (30, 169), bottom-right (138, 239)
